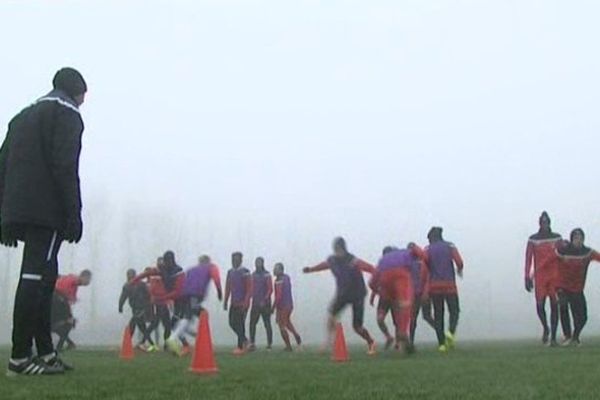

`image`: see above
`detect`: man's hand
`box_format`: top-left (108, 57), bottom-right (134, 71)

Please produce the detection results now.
top-left (217, 290), bottom-right (223, 302)
top-left (223, 302), bottom-right (228, 311)
top-left (525, 278), bottom-right (534, 293)
top-left (64, 215), bottom-right (83, 244)
top-left (118, 308), bottom-right (123, 314)
top-left (457, 269), bottom-right (463, 279)
top-left (302, 267), bottom-right (311, 274)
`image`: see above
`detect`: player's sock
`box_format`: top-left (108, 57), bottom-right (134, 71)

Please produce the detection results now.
top-left (438, 344), bottom-right (448, 353)
top-left (445, 331), bottom-right (456, 349)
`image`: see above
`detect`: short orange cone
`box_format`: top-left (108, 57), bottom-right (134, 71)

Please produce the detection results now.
top-left (332, 322), bottom-right (349, 362)
top-left (120, 326), bottom-right (135, 360)
top-left (189, 311), bottom-right (218, 375)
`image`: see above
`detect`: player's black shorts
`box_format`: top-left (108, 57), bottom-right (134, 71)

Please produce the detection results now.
top-left (178, 296), bottom-right (205, 320)
top-left (329, 296), bottom-right (365, 328)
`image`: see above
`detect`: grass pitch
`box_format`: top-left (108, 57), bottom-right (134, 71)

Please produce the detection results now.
top-left (2, 340), bottom-right (600, 400)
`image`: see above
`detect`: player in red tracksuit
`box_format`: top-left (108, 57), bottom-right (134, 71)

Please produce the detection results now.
top-left (370, 244), bottom-right (427, 354)
top-left (554, 228), bottom-right (600, 347)
top-left (133, 252), bottom-right (186, 351)
top-left (524, 211), bottom-right (563, 346)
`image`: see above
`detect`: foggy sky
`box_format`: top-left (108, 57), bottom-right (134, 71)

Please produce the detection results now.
top-left (1, 0), bottom-right (599, 346)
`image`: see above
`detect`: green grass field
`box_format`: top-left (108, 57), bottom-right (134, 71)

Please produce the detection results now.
top-left (2, 340), bottom-right (600, 400)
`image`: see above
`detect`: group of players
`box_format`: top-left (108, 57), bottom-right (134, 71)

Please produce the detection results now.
top-left (60, 211), bottom-right (600, 358)
top-left (524, 212), bottom-right (600, 347)
top-left (118, 251), bottom-right (302, 356)
top-left (115, 226), bottom-right (465, 356)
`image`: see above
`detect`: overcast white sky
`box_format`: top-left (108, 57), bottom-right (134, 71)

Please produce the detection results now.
top-left (0, 1), bottom-right (599, 345)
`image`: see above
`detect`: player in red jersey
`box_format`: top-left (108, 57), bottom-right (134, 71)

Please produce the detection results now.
top-left (555, 228), bottom-right (600, 347)
top-left (524, 212), bottom-right (562, 346)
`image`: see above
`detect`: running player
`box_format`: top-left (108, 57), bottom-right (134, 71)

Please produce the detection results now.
top-left (249, 257), bottom-right (274, 351)
top-left (303, 237), bottom-right (376, 355)
top-left (369, 246), bottom-right (398, 350)
top-left (52, 270), bottom-right (92, 352)
top-left (224, 252), bottom-right (252, 355)
top-left (524, 211), bottom-right (562, 346)
top-left (555, 228), bottom-right (600, 347)
top-left (272, 263), bottom-right (302, 351)
top-left (409, 254), bottom-right (435, 345)
top-left (370, 244), bottom-right (426, 353)
top-left (145, 258), bottom-right (170, 349)
top-left (426, 227), bottom-right (464, 353)
top-left (132, 253), bottom-right (185, 351)
top-left (166, 255), bottom-right (222, 356)
top-left (118, 269), bottom-right (155, 351)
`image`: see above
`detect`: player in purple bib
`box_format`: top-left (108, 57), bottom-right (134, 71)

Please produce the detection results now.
top-left (248, 257), bottom-right (274, 351)
top-left (166, 255), bottom-right (222, 356)
top-left (273, 263), bottom-right (302, 351)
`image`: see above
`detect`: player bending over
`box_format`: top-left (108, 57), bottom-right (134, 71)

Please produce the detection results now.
top-left (426, 227), bottom-right (464, 353)
top-left (52, 270), bottom-right (92, 353)
top-left (524, 211), bottom-right (562, 346)
top-left (272, 263), bottom-right (302, 351)
top-left (304, 237), bottom-right (377, 355)
top-left (555, 228), bottom-right (600, 347)
top-left (370, 244), bottom-right (426, 354)
top-left (166, 255), bottom-right (222, 356)
top-left (224, 252), bottom-right (252, 355)
top-left (249, 257), bottom-right (274, 351)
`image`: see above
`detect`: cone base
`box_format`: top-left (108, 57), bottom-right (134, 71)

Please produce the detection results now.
top-left (189, 367), bottom-right (219, 375)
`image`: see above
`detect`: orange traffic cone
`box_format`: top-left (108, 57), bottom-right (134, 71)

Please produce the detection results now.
top-left (332, 322), bottom-right (349, 362)
top-left (120, 326), bottom-right (135, 360)
top-left (189, 311), bottom-right (218, 375)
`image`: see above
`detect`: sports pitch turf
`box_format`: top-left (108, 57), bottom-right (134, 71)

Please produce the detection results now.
top-left (2, 340), bottom-right (600, 400)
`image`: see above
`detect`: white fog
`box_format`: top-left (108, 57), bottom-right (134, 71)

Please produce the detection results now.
top-left (1, 0), bottom-right (599, 346)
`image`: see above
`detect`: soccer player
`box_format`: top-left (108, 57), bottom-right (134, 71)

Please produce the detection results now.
top-left (224, 252), bottom-right (252, 355)
top-left (248, 257), bottom-right (274, 351)
top-left (426, 227), bottom-right (464, 353)
top-left (555, 228), bottom-right (600, 347)
top-left (369, 246), bottom-right (398, 350)
top-left (52, 270), bottom-right (93, 353)
top-left (524, 211), bottom-right (562, 346)
top-left (370, 244), bottom-right (426, 353)
top-left (409, 254), bottom-right (435, 345)
top-left (119, 269), bottom-right (156, 351)
top-left (133, 253), bottom-right (185, 350)
top-left (1, 68), bottom-right (87, 376)
top-left (166, 255), bottom-right (222, 356)
top-left (272, 263), bottom-right (302, 351)
top-left (303, 237), bottom-right (377, 355)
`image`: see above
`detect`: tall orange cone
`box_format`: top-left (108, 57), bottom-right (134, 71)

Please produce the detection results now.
top-left (189, 311), bottom-right (218, 375)
top-left (332, 322), bottom-right (349, 362)
top-left (120, 326), bottom-right (135, 360)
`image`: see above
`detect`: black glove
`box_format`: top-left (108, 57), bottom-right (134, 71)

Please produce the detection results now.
top-left (525, 278), bottom-right (534, 292)
top-left (64, 215), bottom-right (83, 244)
top-left (0, 223), bottom-right (18, 248)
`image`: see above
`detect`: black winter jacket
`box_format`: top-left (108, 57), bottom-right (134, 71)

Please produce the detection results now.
top-left (0, 89), bottom-right (84, 236)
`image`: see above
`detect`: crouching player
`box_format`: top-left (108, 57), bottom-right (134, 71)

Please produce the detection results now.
top-left (272, 263), bottom-right (302, 351)
top-left (304, 237), bottom-right (377, 355)
top-left (555, 229), bottom-right (600, 347)
top-left (371, 244), bottom-right (426, 354)
top-left (166, 255), bottom-right (222, 356)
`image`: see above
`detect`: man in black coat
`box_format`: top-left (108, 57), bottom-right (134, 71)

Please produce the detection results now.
top-left (0, 67), bottom-right (87, 376)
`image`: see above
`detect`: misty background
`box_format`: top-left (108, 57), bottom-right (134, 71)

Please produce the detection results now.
top-left (0, 0), bottom-right (599, 346)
